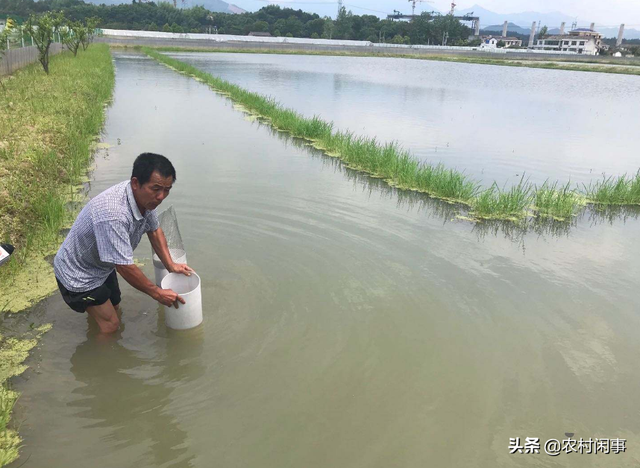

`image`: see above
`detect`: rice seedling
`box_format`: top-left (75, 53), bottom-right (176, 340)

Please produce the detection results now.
top-left (470, 176), bottom-right (533, 220)
top-left (533, 180), bottom-right (584, 220)
top-left (583, 171), bottom-right (640, 206)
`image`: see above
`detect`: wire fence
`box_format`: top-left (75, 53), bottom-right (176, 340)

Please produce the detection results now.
top-left (3, 27), bottom-right (64, 50)
top-left (0, 43), bottom-right (64, 76)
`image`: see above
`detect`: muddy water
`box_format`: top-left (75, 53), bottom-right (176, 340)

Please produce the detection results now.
top-left (8, 53), bottom-right (640, 468)
top-left (171, 52), bottom-right (640, 187)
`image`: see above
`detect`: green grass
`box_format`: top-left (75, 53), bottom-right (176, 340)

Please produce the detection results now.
top-left (137, 45), bottom-right (640, 77)
top-left (471, 177), bottom-right (533, 221)
top-left (534, 180), bottom-right (585, 220)
top-left (0, 44), bottom-right (115, 278)
top-left (0, 45), bottom-right (114, 467)
top-left (584, 172), bottom-right (640, 205)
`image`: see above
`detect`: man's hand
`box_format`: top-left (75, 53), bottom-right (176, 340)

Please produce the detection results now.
top-left (154, 287), bottom-right (186, 309)
top-left (170, 263), bottom-right (194, 276)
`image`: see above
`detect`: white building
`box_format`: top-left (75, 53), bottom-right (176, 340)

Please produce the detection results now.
top-left (533, 28), bottom-right (603, 55)
top-left (479, 37), bottom-right (498, 49)
top-left (0, 19), bottom-right (5, 33)
top-left (479, 35), bottom-right (522, 48)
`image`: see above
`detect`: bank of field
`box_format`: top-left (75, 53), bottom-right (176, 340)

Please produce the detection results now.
top-left (144, 49), bottom-right (640, 222)
top-left (0, 44), bottom-right (114, 466)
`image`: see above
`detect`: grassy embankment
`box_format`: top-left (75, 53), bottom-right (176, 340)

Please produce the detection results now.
top-left (0, 44), bottom-right (115, 466)
top-left (144, 45), bottom-right (640, 77)
top-left (144, 48), bottom-right (640, 222)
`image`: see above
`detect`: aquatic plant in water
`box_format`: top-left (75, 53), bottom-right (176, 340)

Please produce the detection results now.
top-left (584, 171), bottom-right (640, 206)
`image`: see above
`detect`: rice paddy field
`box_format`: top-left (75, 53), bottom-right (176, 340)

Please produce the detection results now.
top-left (149, 49), bottom-right (640, 222)
top-left (5, 50), bottom-right (640, 468)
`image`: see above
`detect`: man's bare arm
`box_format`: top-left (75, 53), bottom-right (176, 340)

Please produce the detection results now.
top-left (147, 228), bottom-right (173, 270)
top-left (147, 228), bottom-right (193, 276)
top-left (115, 264), bottom-right (185, 307)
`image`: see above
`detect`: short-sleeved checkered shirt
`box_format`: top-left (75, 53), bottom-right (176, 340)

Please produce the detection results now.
top-left (54, 180), bottom-right (159, 292)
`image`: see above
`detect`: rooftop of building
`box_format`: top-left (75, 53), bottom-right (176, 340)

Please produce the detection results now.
top-left (538, 35), bottom-right (595, 41)
top-left (480, 35), bottom-right (522, 41)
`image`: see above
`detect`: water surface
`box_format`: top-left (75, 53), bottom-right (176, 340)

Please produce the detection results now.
top-left (171, 51), bottom-right (640, 187)
top-left (7, 53), bottom-right (640, 468)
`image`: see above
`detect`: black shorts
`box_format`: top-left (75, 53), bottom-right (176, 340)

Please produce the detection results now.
top-left (56, 270), bottom-right (122, 313)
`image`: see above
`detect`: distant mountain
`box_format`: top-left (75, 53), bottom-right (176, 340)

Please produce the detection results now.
top-left (456, 4), bottom-right (574, 28)
top-left (185, 0), bottom-right (245, 13)
top-left (456, 4), bottom-right (640, 39)
top-left (596, 27), bottom-right (640, 39)
top-left (227, 3), bottom-right (246, 14)
top-left (482, 22), bottom-right (530, 35)
top-left (482, 23), bottom-right (640, 40)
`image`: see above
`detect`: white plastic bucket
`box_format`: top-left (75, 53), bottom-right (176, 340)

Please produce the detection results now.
top-left (160, 272), bottom-right (203, 330)
top-left (153, 249), bottom-right (187, 287)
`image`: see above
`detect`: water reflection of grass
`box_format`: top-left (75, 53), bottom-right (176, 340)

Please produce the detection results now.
top-left (262, 120), bottom-right (640, 242)
top-left (144, 48), bottom-right (640, 225)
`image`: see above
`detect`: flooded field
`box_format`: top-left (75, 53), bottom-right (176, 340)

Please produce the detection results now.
top-left (8, 52), bottom-right (640, 468)
top-left (170, 51), bottom-right (640, 187)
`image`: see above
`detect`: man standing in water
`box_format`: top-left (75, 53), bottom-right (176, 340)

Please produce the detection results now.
top-left (54, 153), bottom-right (193, 334)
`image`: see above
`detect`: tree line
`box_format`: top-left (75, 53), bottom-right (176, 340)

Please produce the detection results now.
top-left (1, 0), bottom-right (473, 45)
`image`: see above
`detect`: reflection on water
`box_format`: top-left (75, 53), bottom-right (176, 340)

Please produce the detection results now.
top-left (65, 310), bottom-right (204, 467)
top-left (9, 52), bottom-right (640, 468)
top-left (261, 115), bottom-right (640, 242)
top-left (172, 52), bottom-right (640, 188)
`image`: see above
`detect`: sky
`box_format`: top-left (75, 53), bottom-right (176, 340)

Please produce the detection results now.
top-left (232, 0), bottom-right (640, 28)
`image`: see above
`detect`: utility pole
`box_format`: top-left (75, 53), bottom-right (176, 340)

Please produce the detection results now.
top-left (337, 0), bottom-right (343, 18)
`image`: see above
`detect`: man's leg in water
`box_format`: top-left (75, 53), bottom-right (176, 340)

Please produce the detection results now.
top-left (86, 299), bottom-right (120, 334)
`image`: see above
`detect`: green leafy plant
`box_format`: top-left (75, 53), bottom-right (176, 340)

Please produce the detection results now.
top-left (24, 12), bottom-right (64, 74)
top-left (60, 20), bottom-right (84, 57)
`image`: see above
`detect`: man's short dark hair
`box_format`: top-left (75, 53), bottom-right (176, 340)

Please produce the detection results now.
top-left (131, 153), bottom-right (176, 186)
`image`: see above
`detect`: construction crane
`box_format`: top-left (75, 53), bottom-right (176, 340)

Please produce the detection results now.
top-left (408, 0), bottom-right (432, 17)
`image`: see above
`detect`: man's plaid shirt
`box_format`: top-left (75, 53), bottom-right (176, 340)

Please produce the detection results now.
top-left (54, 180), bottom-right (159, 292)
